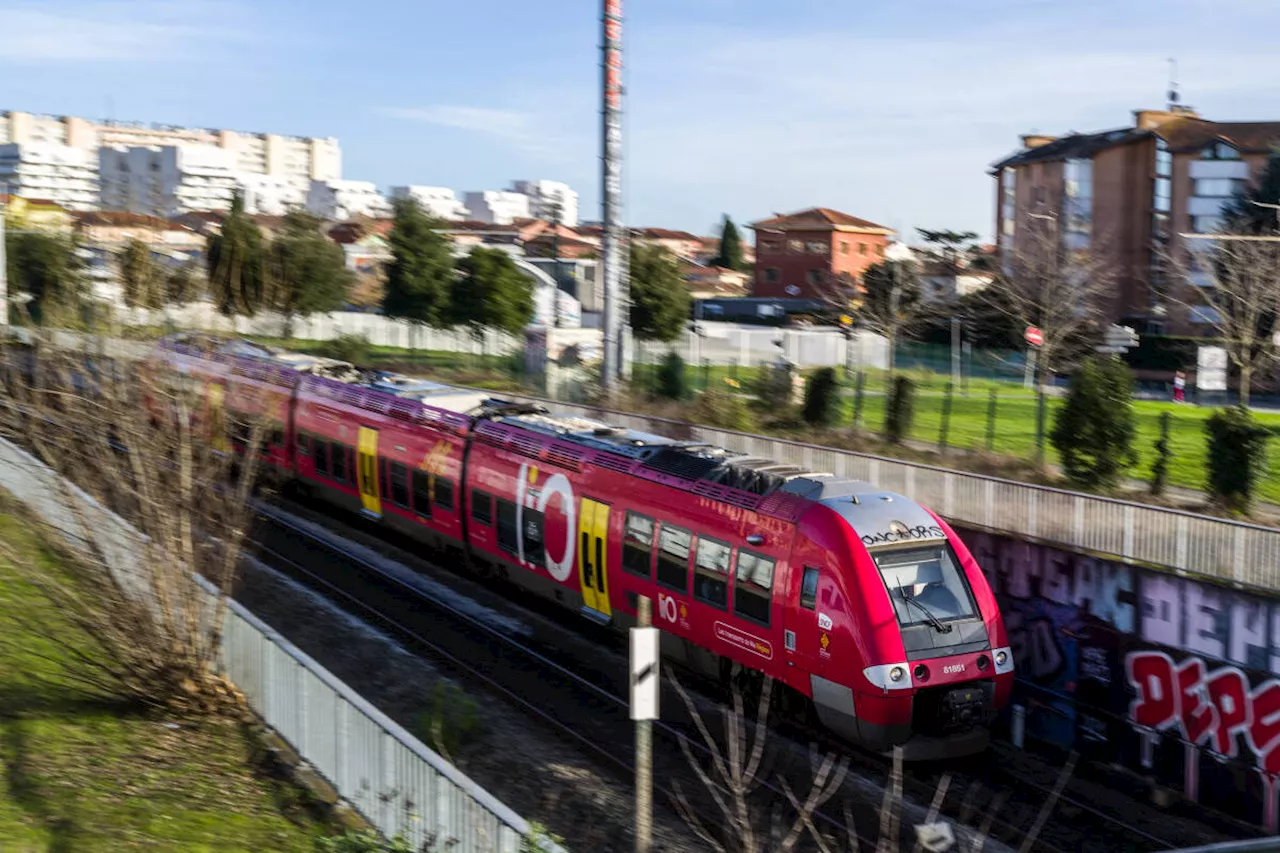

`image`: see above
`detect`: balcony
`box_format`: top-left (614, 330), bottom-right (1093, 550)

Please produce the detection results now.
top-left (1189, 160), bottom-right (1250, 180)
top-left (1187, 196), bottom-right (1230, 217)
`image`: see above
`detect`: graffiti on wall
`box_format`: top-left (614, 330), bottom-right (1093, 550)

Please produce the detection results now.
top-left (957, 527), bottom-right (1280, 827)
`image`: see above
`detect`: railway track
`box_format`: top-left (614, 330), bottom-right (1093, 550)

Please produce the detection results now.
top-left (247, 488), bottom-right (1242, 853)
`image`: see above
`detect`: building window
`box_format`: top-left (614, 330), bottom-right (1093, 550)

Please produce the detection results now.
top-left (1202, 142), bottom-right (1241, 161)
top-left (859, 243), bottom-right (868, 256)
top-left (787, 239), bottom-right (803, 253)
top-left (1155, 138), bottom-right (1173, 177)
top-left (1193, 215), bottom-right (1224, 234)
top-left (1154, 177), bottom-right (1171, 212)
top-left (1195, 178), bottom-right (1245, 198)
top-left (764, 268), bottom-right (780, 283)
top-left (840, 241), bottom-right (849, 255)
top-left (806, 241), bottom-right (825, 254)
top-left (806, 269), bottom-right (821, 285)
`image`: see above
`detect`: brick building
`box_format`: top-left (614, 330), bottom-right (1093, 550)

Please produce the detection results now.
top-left (748, 208), bottom-right (894, 299)
top-left (992, 106), bottom-right (1280, 334)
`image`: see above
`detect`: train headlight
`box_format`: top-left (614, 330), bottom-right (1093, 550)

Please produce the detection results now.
top-left (864, 663), bottom-right (913, 690)
top-left (992, 647), bottom-right (1014, 675)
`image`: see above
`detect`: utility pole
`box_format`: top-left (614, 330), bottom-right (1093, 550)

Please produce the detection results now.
top-left (0, 183), bottom-right (8, 331)
top-left (600, 0), bottom-right (625, 394)
top-left (631, 596), bottom-right (657, 853)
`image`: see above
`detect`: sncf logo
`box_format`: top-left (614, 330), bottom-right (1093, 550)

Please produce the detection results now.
top-left (943, 664), bottom-right (966, 675)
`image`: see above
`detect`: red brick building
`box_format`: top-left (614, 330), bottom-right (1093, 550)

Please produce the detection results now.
top-left (749, 208), bottom-right (894, 299)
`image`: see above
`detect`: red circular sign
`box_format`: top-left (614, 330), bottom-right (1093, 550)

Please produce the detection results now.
top-left (1024, 326), bottom-right (1044, 347)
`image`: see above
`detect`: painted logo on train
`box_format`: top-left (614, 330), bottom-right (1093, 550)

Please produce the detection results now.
top-left (516, 462), bottom-right (576, 582)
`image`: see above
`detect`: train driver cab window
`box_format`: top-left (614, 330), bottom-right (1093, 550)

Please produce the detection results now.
top-left (434, 477), bottom-right (455, 512)
top-left (314, 439), bottom-right (330, 477)
top-left (389, 462), bottom-right (410, 509)
top-left (623, 513), bottom-right (654, 577)
top-left (735, 550), bottom-right (775, 626)
top-left (496, 498), bottom-right (519, 554)
top-left (471, 490), bottom-right (493, 525)
top-left (800, 566), bottom-right (820, 610)
top-left (693, 536), bottom-right (731, 610)
top-left (656, 524), bottom-right (692, 592)
top-left (874, 545), bottom-right (977, 628)
top-left (412, 470), bottom-right (433, 518)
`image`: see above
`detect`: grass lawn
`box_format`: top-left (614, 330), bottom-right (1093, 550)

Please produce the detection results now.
top-left (0, 514), bottom-right (333, 852)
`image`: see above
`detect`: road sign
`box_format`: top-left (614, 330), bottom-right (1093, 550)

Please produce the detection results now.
top-left (630, 626), bottom-right (660, 720)
top-left (1024, 326), bottom-right (1044, 347)
top-left (1096, 324), bottom-right (1140, 354)
top-left (1197, 345), bottom-right (1228, 392)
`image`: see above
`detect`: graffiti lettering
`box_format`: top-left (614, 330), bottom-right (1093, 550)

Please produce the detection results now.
top-left (860, 525), bottom-right (944, 547)
top-left (1127, 651), bottom-right (1280, 771)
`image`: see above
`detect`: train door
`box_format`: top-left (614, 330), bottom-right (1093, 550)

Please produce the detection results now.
top-left (356, 427), bottom-right (381, 516)
top-left (783, 563), bottom-right (827, 677)
top-left (578, 498), bottom-right (612, 621)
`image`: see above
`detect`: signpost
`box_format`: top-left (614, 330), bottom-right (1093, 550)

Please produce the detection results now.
top-left (1096, 324), bottom-right (1140, 355)
top-left (1197, 345), bottom-right (1228, 393)
top-left (631, 596), bottom-right (658, 853)
top-left (600, 0), bottom-right (625, 393)
top-left (1023, 326), bottom-right (1042, 389)
top-left (1024, 326), bottom-right (1044, 347)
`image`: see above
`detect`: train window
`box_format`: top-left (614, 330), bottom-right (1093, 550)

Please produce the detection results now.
top-left (230, 419), bottom-right (252, 450)
top-left (873, 545), bottom-right (977, 627)
top-left (471, 490), bottom-right (493, 525)
top-left (389, 462), bottom-right (410, 509)
top-left (693, 536), bottom-right (731, 610)
top-left (330, 442), bottom-right (348, 483)
top-left (314, 438), bottom-right (330, 476)
top-left (378, 457), bottom-right (389, 501)
top-left (412, 470), bottom-right (433, 518)
top-left (622, 513), bottom-right (654, 578)
top-left (522, 508), bottom-right (545, 565)
top-left (297, 432), bottom-right (310, 456)
top-left (435, 477), bottom-right (455, 511)
top-left (496, 498), bottom-right (519, 553)
top-left (268, 424), bottom-right (284, 448)
top-left (800, 566), bottom-right (819, 611)
top-left (735, 550), bottom-right (775, 626)
top-left (656, 524), bottom-right (692, 592)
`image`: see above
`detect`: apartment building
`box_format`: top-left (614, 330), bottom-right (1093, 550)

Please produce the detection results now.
top-left (511, 179), bottom-right (580, 226)
top-left (389, 185), bottom-right (469, 221)
top-left (0, 109), bottom-right (341, 211)
top-left (749, 207), bottom-right (894, 300)
top-left (992, 106), bottom-right (1280, 333)
top-left (463, 190), bottom-right (532, 225)
top-left (0, 142), bottom-right (99, 210)
top-left (99, 145), bottom-right (241, 217)
top-left (306, 179), bottom-right (391, 221)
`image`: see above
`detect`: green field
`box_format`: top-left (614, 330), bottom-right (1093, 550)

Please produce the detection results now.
top-left (0, 514), bottom-right (332, 852)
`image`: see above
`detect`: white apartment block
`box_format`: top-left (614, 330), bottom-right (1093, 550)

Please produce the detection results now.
top-left (0, 142), bottom-right (99, 210)
top-left (511, 179), bottom-right (579, 226)
top-left (99, 145), bottom-right (239, 217)
top-left (463, 190), bottom-right (531, 225)
top-left (389, 185), bottom-right (468, 221)
top-left (0, 110), bottom-right (342, 206)
top-left (306, 179), bottom-right (391, 221)
top-left (238, 173), bottom-right (305, 216)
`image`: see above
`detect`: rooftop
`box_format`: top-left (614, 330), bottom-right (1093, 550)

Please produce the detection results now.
top-left (750, 207), bottom-right (893, 233)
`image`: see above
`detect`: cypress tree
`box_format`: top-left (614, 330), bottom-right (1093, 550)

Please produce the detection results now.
top-left (714, 215), bottom-right (746, 271)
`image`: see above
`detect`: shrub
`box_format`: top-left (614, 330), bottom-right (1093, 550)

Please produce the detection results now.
top-left (655, 351), bottom-right (689, 400)
top-left (754, 361), bottom-right (800, 411)
top-left (320, 333), bottom-right (371, 365)
top-left (520, 822), bottom-right (566, 853)
top-left (692, 388), bottom-right (755, 432)
top-left (801, 367), bottom-right (841, 427)
top-left (1205, 406), bottom-right (1271, 514)
top-left (416, 680), bottom-right (483, 761)
top-left (1150, 411), bottom-right (1172, 496)
top-left (316, 830), bottom-right (414, 853)
top-left (884, 376), bottom-right (915, 444)
top-left (1049, 357), bottom-right (1137, 489)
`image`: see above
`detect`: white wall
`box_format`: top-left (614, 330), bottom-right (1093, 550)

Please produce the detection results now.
top-left (463, 190), bottom-right (530, 224)
top-left (307, 179), bottom-right (390, 220)
top-left (0, 142), bottom-right (99, 210)
top-left (390, 185), bottom-right (468, 221)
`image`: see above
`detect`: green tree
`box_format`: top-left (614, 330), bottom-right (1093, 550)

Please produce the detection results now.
top-left (267, 211), bottom-right (354, 331)
top-left (382, 197), bottom-right (455, 338)
top-left (206, 192), bottom-right (268, 316)
top-left (1223, 148), bottom-right (1280, 234)
top-left (802, 367), bottom-right (841, 427)
top-left (858, 260), bottom-right (924, 373)
top-left (449, 247), bottom-right (535, 338)
top-left (1049, 356), bottom-right (1137, 489)
top-left (916, 228), bottom-right (979, 274)
top-left (1204, 406), bottom-right (1271, 514)
top-left (656, 351), bottom-right (689, 400)
top-left (5, 230), bottom-right (85, 325)
top-left (629, 242), bottom-right (690, 343)
top-left (119, 239), bottom-right (164, 310)
top-left (712, 215), bottom-right (747, 271)
top-left (165, 262), bottom-right (202, 306)
top-left (884, 375), bottom-right (915, 443)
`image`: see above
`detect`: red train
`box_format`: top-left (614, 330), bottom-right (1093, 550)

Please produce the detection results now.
top-left (153, 334), bottom-right (1014, 759)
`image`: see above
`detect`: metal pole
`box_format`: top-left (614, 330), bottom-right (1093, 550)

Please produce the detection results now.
top-left (600, 0), bottom-right (625, 394)
top-left (635, 594), bottom-right (653, 853)
top-left (0, 186), bottom-right (7, 331)
top-left (951, 316), bottom-right (961, 390)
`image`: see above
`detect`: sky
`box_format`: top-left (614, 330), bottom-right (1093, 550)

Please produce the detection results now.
top-left (4, 0), bottom-right (1280, 241)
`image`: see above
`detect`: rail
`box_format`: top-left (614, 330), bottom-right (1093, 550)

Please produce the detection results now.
top-left (516, 395), bottom-right (1280, 588)
top-left (0, 436), bottom-right (557, 853)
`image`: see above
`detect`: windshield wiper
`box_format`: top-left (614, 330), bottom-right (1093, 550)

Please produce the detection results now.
top-left (898, 583), bottom-right (953, 633)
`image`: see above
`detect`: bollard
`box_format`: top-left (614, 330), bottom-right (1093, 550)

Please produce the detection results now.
top-left (1011, 704), bottom-right (1026, 749)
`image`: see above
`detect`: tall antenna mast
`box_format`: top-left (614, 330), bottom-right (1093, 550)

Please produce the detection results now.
top-left (1167, 58), bottom-right (1180, 109)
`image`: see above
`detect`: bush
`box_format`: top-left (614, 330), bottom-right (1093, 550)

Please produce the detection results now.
top-left (320, 333), bottom-right (371, 365)
top-left (802, 367), bottom-right (841, 427)
top-left (884, 376), bottom-right (915, 443)
top-left (656, 351), bottom-right (689, 400)
top-left (754, 361), bottom-right (800, 411)
top-left (1150, 411), bottom-right (1172, 496)
top-left (1049, 357), bottom-right (1137, 489)
top-left (317, 830), bottom-right (414, 853)
top-left (1205, 406), bottom-right (1271, 514)
top-left (692, 388), bottom-right (755, 432)
top-left (416, 680), bottom-right (482, 761)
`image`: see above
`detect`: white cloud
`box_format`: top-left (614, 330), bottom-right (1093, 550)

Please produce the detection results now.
top-left (0, 0), bottom-right (253, 63)
top-left (378, 102), bottom-right (587, 165)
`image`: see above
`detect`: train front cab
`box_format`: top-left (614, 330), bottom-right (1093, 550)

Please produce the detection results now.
top-left (788, 490), bottom-right (1013, 760)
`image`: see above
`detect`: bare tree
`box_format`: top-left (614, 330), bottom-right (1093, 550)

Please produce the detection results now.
top-left (0, 329), bottom-right (264, 716)
top-left (813, 262), bottom-right (926, 378)
top-left (1168, 235), bottom-right (1280, 406)
top-left (982, 218), bottom-right (1111, 389)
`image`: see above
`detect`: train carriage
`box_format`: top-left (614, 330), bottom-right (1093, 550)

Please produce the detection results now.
top-left (148, 334), bottom-right (1014, 759)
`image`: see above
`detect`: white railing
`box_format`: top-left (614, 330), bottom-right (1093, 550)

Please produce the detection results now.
top-left (0, 436), bottom-right (556, 853)
top-left (523, 398), bottom-right (1280, 588)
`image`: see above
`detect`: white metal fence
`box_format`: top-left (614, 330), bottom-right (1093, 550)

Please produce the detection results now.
top-left (0, 436), bottom-right (554, 853)
top-left (523, 398), bottom-right (1280, 589)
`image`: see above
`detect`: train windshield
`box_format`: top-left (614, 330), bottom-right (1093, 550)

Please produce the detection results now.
top-left (873, 544), bottom-right (976, 629)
